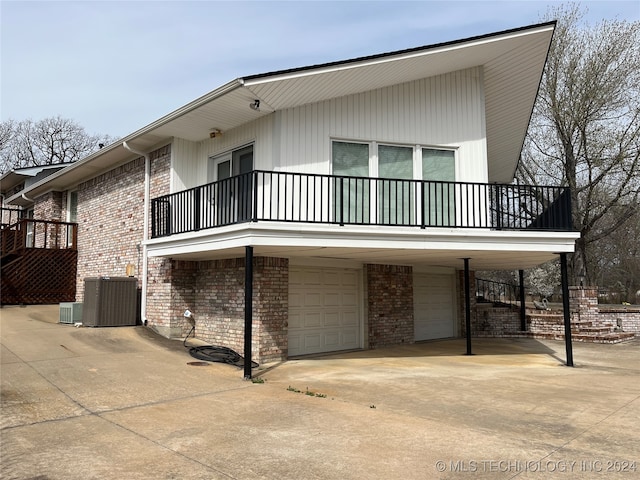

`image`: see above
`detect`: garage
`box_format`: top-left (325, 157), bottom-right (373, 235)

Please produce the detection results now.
top-left (413, 272), bottom-right (456, 341)
top-left (288, 266), bottom-right (361, 356)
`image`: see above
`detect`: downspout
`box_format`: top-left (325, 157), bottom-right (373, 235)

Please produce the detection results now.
top-left (123, 141), bottom-right (150, 325)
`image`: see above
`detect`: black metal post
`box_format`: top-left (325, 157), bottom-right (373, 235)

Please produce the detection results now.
top-left (339, 177), bottom-right (344, 226)
top-left (519, 269), bottom-right (526, 331)
top-left (194, 188), bottom-right (201, 231)
top-left (463, 258), bottom-right (472, 355)
top-left (244, 246), bottom-right (254, 379)
top-left (560, 253), bottom-right (574, 367)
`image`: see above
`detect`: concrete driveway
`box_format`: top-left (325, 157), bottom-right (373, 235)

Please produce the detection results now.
top-left (1, 305), bottom-right (639, 479)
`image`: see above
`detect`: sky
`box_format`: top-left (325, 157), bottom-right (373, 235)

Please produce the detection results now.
top-left (1, 1), bottom-right (639, 139)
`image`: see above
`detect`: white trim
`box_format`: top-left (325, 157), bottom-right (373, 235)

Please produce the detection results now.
top-left (145, 222), bottom-right (579, 259)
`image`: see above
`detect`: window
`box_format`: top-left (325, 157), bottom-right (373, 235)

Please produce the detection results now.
top-left (332, 140), bottom-right (456, 226)
top-left (378, 145), bottom-right (414, 224)
top-left (67, 191), bottom-right (78, 246)
top-left (25, 208), bottom-right (35, 248)
top-left (68, 191), bottom-right (78, 223)
top-left (422, 149), bottom-right (455, 226)
top-left (332, 141), bottom-right (370, 223)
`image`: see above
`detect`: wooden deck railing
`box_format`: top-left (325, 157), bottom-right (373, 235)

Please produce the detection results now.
top-left (1, 219), bottom-right (78, 258)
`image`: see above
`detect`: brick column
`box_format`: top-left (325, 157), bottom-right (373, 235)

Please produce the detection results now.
top-left (366, 264), bottom-right (414, 348)
top-left (569, 286), bottom-right (599, 324)
top-left (457, 269), bottom-right (476, 337)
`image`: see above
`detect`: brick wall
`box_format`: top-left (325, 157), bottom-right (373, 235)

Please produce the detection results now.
top-left (571, 287), bottom-right (640, 334)
top-left (456, 269), bottom-right (477, 337)
top-left (34, 191), bottom-right (64, 221)
top-left (73, 144), bottom-right (171, 302)
top-left (191, 256), bottom-right (288, 364)
top-left (145, 257), bottom-right (173, 332)
top-left (598, 307), bottom-right (640, 334)
top-left (253, 257), bottom-right (288, 362)
top-left (33, 191), bottom-right (65, 249)
top-left (145, 257), bottom-right (197, 338)
top-left (366, 264), bottom-right (414, 348)
top-left (194, 258), bottom-right (246, 352)
top-left (474, 304), bottom-right (521, 336)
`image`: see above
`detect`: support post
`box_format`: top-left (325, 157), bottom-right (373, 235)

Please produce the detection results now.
top-left (560, 253), bottom-right (574, 367)
top-left (463, 258), bottom-right (472, 355)
top-left (519, 269), bottom-right (526, 331)
top-left (244, 246), bottom-right (254, 379)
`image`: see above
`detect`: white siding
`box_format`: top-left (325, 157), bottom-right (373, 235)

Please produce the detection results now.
top-left (171, 115), bottom-right (275, 192)
top-left (276, 67), bottom-right (487, 182)
top-left (202, 114), bottom-right (274, 172)
top-left (171, 138), bottom-right (202, 192)
top-left (171, 68), bottom-right (487, 192)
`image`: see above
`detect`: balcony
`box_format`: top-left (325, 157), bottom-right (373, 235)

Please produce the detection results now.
top-left (151, 171), bottom-right (572, 239)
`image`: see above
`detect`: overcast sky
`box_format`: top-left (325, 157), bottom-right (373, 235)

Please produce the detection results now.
top-left (2, 1), bottom-right (639, 139)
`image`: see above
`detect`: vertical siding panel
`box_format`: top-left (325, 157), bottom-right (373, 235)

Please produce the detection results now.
top-left (172, 138), bottom-right (202, 192)
top-left (274, 67), bottom-right (486, 180)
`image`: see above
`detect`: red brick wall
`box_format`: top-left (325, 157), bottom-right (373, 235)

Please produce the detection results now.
top-left (366, 264), bottom-right (414, 348)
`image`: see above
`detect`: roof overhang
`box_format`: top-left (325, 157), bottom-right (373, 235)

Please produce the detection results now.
top-left (9, 22), bottom-right (554, 205)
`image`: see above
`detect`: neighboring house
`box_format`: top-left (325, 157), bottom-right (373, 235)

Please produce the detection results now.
top-left (1, 164), bottom-right (73, 221)
top-left (1, 22), bottom-right (581, 369)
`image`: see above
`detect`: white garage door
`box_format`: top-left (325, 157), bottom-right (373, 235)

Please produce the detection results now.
top-left (414, 273), bottom-right (456, 341)
top-left (289, 267), bottom-right (361, 356)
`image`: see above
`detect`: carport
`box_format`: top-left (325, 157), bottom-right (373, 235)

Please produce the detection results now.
top-left (240, 245), bottom-right (576, 379)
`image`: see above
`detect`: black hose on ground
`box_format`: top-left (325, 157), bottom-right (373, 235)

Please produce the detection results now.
top-left (183, 325), bottom-right (258, 368)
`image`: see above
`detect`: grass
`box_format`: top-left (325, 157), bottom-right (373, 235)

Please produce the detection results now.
top-left (287, 385), bottom-right (328, 398)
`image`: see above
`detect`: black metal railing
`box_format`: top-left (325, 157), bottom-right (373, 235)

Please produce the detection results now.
top-left (476, 278), bottom-right (521, 305)
top-left (151, 171), bottom-right (573, 238)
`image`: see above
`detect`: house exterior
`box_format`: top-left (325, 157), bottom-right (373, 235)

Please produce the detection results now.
top-left (2, 22), bottom-right (581, 369)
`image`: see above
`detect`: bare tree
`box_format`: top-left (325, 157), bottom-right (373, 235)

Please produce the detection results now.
top-left (589, 205), bottom-right (640, 302)
top-left (518, 4), bottom-right (640, 285)
top-left (0, 116), bottom-right (117, 173)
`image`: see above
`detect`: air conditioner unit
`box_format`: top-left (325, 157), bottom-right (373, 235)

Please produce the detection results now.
top-left (60, 302), bottom-right (83, 324)
top-left (83, 277), bottom-right (138, 327)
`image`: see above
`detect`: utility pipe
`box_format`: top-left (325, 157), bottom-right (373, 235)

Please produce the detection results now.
top-left (123, 141), bottom-right (150, 325)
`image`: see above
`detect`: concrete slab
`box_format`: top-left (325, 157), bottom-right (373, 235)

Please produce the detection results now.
top-left (1, 305), bottom-right (639, 479)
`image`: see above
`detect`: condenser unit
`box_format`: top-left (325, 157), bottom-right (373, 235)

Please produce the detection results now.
top-left (83, 277), bottom-right (138, 327)
top-left (59, 302), bottom-right (83, 324)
